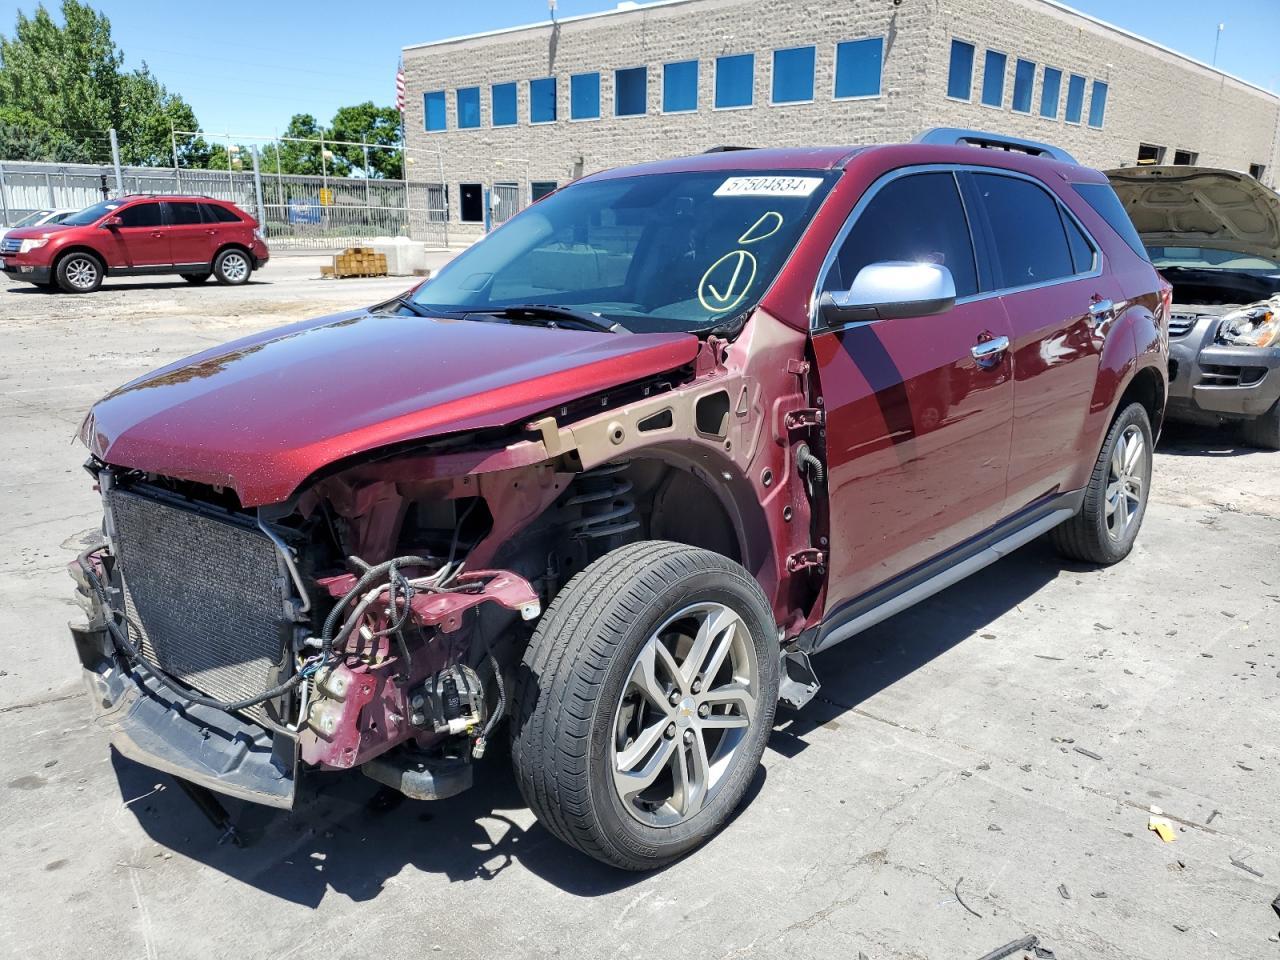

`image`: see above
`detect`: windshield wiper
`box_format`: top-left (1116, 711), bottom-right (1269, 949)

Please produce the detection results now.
top-left (472, 303), bottom-right (631, 335)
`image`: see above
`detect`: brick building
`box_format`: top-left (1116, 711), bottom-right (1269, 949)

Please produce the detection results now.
top-left (402, 0), bottom-right (1280, 238)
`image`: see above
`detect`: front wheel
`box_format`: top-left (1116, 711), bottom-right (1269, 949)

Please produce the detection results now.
top-left (1239, 400), bottom-right (1280, 451)
top-left (512, 541), bottom-right (778, 870)
top-left (1052, 401), bottom-right (1153, 564)
top-left (54, 252), bottom-right (103, 293)
top-left (212, 248), bottom-right (251, 285)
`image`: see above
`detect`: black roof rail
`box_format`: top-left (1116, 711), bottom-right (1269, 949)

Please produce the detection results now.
top-left (703, 145), bottom-right (758, 153)
top-left (913, 127), bottom-right (1077, 164)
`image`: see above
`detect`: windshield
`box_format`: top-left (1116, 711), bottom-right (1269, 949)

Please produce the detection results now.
top-left (61, 199), bottom-right (124, 227)
top-left (1148, 245), bottom-right (1280, 274)
top-left (411, 169), bottom-right (836, 333)
top-left (13, 211), bottom-right (51, 228)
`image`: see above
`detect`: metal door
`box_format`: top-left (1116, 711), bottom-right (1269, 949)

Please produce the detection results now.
top-left (492, 181), bottom-right (521, 225)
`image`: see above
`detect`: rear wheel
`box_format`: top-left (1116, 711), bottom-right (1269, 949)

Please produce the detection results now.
top-left (180, 272), bottom-right (211, 284)
top-left (1239, 401), bottom-right (1280, 451)
top-left (1052, 402), bottom-right (1153, 564)
top-left (512, 541), bottom-right (778, 870)
top-left (212, 248), bottom-right (251, 285)
top-left (54, 252), bottom-right (103, 293)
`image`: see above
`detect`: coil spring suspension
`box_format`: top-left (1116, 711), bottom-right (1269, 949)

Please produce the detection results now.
top-left (564, 461), bottom-right (640, 541)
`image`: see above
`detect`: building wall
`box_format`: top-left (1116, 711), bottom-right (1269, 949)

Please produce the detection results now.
top-left (402, 0), bottom-right (1280, 237)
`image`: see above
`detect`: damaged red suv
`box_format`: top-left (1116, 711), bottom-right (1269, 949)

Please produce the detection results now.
top-left (71, 129), bottom-right (1167, 869)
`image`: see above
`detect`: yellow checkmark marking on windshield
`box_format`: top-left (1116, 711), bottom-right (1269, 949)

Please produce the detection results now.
top-left (698, 250), bottom-right (757, 313)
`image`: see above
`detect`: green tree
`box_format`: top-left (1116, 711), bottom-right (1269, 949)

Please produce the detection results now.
top-left (0, 0), bottom-right (203, 164)
top-left (259, 114), bottom-right (325, 176)
top-left (328, 102), bottom-right (403, 178)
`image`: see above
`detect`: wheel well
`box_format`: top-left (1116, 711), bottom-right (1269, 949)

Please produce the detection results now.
top-left (215, 243), bottom-right (252, 263)
top-left (53, 246), bottom-right (104, 273)
top-left (1116, 365), bottom-right (1165, 436)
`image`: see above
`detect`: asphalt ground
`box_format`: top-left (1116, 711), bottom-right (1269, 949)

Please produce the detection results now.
top-left (1, 255), bottom-right (1277, 959)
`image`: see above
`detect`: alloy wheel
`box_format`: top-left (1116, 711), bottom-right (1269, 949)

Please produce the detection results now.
top-left (65, 257), bottom-right (97, 290)
top-left (221, 252), bottom-right (249, 282)
top-left (1105, 423), bottom-right (1147, 541)
top-left (610, 601), bottom-right (759, 827)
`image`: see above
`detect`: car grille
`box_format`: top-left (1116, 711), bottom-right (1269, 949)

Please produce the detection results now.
top-left (0, 238), bottom-right (20, 255)
top-left (107, 486), bottom-right (292, 725)
top-left (1168, 312), bottom-right (1200, 338)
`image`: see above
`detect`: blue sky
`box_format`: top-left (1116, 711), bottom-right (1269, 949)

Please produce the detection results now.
top-left (1, 0), bottom-right (1277, 135)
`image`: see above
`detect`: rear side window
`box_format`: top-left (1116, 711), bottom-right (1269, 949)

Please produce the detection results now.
top-left (202, 203), bottom-right (243, 223)
top-left (116, 203), bottom-right (162, 228)
top-left (1073, 183), bottom-right (1150, 262)
top-left (972, 173), bottom-right (1074, 287)
top-left (827, 172), bottom-right (978, 298)
top-left (167, 202), bottom-right (203, 225)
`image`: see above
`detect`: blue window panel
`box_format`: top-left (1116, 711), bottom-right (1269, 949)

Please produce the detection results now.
top-left (947, 39), bottom-right (974, 100)
top-left (715, 53), bottom-right (754, 108)
top-left (1065, 73), bottom-right (1086, 123)
top-left (1039, 67), bottom-right (1062, 119)
top-left (571, 72), bottom-right (600, 119)
top-left (1012, 59), bottom-right (1035, 113)
top-left (772, 46), bottom-right (815, 103)
top-left (663, 59), bottom-right (698, 112)
top-left (456, 87), bottom-right (480, 128)
top-left (615, 66), bottom-right (648, 116)
top-left (424, 90), bottom-right (446, 131)
top-left (491, 82), bottom-right (517, 126)
top-left (1088, 80), bottom-right (1108, 128)
top-left (530, 77), bottom-right (556, 123)
top-left (834, 37), bottom-right (883, 98)
top-left (981, 50), bottom-right (1006, 107)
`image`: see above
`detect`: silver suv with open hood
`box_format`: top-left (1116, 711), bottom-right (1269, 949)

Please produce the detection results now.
top-left (1106, 165), bottom-right (1280, 448)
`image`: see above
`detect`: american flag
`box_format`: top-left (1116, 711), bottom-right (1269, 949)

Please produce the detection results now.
top-left (395, 59), bottom-right (406, 113)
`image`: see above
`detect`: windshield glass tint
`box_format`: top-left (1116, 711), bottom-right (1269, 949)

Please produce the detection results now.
top-left (1147, 245), bottom-right (1280, 273)
top-left (61, 199), bottom-right (122, 226)
top-left (412, 170), bottom-right (836, 333)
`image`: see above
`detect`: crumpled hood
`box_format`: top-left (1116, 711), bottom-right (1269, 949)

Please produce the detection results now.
top-left (85, 309), bottom-right (698, 505)
top-left (1104, 165), bottom-right (1280, 260)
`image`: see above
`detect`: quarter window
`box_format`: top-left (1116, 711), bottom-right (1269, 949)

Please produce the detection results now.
top-left (492, 83), bottom-right (518, 126)
top-left (947, 39), bottom-right (975, 100)
top-left (715, 53), bottom-right (754, 108)
top-left (972, 174), bottom-right (1075, 287)
top-left (530, 77), bottom-right (557, 123)
top-left (1039, 67), bottom-right (1062, 118)
top-left (117, 203), bottom-right (163, 228)
top-left (1012, 59), bottom-right (1035, 113)
top-left (456, 87), bottom-right (481, 129)
top-left (201, 203), bottom-right (242, 223)
top-left (424, 90), bottom-right (447, 131)
top-left (663, 60), bottom-right (698, 112)
top-left (571, 72), bottom-right (601, 120)
top-left (1064, 74), bottom-right (1086, 123)
top-left (615, 66), bottom-right (648, 116)
top-left (1063, 211), bottom-right (1096, 274)
top-left (834, 37), bottom-right (883, 98)
top-left (827, 172), bottom-right (978, 299)
top-left (981, 50), bottom-right (1006, 107)
top-left (772, 45), bottom-right (815, 103)
top-left (1087, 80), bottom-right (1108, 128)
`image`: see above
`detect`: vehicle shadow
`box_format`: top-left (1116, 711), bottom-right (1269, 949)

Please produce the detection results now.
top-left (1156, 419), bottom-right (1271, 458)
top-left (4, 280), bottom-right (269, 294)
top-left (111, 537), bottom-right (1069, 903)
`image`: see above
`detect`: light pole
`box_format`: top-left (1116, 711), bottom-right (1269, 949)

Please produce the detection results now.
top-left (1212, 22), bottom-right (1224, 67)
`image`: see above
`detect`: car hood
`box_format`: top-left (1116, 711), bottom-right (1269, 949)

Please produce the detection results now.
top-left (85, 308), bottom-right (699, 506)
top-left (1104, 165), bottom-right (1280, 260)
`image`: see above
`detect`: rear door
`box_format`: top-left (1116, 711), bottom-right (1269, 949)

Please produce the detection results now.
top-left (108, 201), bottom-right (170, 268)
top-left (812, 169), bottom-right (1015, 610)
top-left (964, 171), bottom-right (1112, 510)
top-left (164, 201), bottom-right (215, 269)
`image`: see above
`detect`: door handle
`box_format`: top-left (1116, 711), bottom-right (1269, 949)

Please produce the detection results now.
top-left (971, 335), bottom-right (1010, 365)
top-left (1089, 298), bottom-right (1115, 324)
top-left (150, 232), bottom-right (163, 238)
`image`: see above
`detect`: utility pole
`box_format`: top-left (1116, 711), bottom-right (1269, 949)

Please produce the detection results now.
top-left (1212, 22), bottom-right (1224, 67)
top-left (108, 128), bottom-right (124, 196)
top-left (251, 145), bottom-right (267, 232)
top-left (171, 126), bottom-right (181, 189)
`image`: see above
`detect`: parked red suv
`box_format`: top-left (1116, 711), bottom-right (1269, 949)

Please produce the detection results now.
top-left (70, 130), bottom-right (1167, 869)
top-left (1, 195), bottom-right (268, 293)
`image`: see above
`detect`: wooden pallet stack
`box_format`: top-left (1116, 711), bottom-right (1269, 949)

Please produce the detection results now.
top-left (322, 247), bottom-right (389, 279)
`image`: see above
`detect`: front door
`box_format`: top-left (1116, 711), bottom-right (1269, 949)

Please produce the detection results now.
top-left (106, 200), bottom-right (170, 268)
top-left (812, 169), bottom-right (1014, 614)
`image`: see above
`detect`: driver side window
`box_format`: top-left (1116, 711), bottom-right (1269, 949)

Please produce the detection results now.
top-left (826, 171), bottom-right (978, 298)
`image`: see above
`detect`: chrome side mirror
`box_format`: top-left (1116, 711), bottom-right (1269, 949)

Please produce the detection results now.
top-left (819, 261), bottom-right (957, 326)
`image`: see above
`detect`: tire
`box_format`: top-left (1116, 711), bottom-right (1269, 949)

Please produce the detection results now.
top-left (54, 252), bottom-right (103, 293)
top-left (1051, 402), bottom-right (1154, 565)
top-left (181, 272), bottom-right (211, 284)
top-left (1239, 400), bottom-right (1280, 451)
top-left (212, 248), bottom-right (251, 285)
top-left (511, 541), bottom-right (779, 870)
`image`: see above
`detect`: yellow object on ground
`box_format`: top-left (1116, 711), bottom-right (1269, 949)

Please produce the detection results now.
top-left (1148, 817), bottom-right (1178, 842)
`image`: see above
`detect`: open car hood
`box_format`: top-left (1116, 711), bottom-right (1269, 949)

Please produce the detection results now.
top-left (84, 308), bottom-right (698, 506)
top-left (1104, 165), bottom-right (1280, 261)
